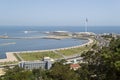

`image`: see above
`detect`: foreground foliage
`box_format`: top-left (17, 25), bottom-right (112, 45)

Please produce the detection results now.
top-left (80, 38), bottom-right (120, 80)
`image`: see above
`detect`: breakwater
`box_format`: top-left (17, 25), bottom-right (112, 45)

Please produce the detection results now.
top-left (0, 36), bottom-right (70, 40)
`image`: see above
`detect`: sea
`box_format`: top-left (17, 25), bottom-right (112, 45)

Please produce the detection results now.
top-left (0, 26), bottom-right (120, 59)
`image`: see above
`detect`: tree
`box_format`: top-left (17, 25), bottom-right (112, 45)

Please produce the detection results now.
top-left (80, 38), bottom-right (120, 80)
top-left (2, 66), bottom-right (35, 80)
top-left (48, 61), bottom-right (79, 80)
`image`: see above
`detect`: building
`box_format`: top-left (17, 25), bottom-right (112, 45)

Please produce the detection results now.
top-left (19, 57), bottom-right (52, 70)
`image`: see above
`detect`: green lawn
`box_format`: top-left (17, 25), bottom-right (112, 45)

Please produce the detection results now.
top-left (57, 39), bottom-right (96, 56)
top-left (19, 51), bottom-right (62, 61)
top-left (57, 46), bottom-right (90, 56)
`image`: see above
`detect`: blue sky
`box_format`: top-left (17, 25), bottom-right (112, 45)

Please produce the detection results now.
top-left (0, 0), bottom-right (120, 26)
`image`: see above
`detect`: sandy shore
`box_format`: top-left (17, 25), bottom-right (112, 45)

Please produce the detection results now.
top-left (0, 38), bottom-right (93, 62)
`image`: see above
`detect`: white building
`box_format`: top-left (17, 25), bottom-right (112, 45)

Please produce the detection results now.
top-left (19, 57), bottom-right (52, 70)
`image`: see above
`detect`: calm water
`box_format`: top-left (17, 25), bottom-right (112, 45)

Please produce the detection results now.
top-left (0, 26), bottom-right (120, 59)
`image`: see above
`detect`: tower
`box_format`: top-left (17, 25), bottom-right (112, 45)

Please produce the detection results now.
top-left (85, 18), bottom-right (88, 32)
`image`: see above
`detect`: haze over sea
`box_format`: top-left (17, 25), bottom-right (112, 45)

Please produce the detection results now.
top-left (0, 26), bottom-right (120, 59)
top-left (0, 26), bottom-right (120, 34)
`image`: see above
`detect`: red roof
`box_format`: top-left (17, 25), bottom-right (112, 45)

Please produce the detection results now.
top-left (70, 64), bottom-right (80, 68)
